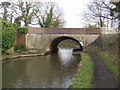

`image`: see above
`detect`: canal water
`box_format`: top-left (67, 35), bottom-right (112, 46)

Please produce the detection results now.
top-left (2, 48), bottom-right (80, 88)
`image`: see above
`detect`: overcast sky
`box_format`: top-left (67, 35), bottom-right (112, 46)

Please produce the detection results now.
top-left (40, 0), bottom-right (91, 28)
top-left (57, 0), bottom-right (91, 28)
top-left (1, 0), bottom-right (91, 28)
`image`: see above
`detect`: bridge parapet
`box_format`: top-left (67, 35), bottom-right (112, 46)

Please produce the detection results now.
top-left (28, 27), bottom-right (101, 34)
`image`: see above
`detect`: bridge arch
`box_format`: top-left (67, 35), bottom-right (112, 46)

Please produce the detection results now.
top-left (50, 36), bottom-right (83, 53)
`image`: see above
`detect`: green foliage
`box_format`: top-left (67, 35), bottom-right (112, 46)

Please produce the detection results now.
top-left (17, 26), bottom-right (28, 35)
top-left (16, 44), bottom-right (27, 51)
top-left (71, 53), bottom-right (94, 88)
top-left (37, 2), bottom-right (64, 28)
top-left (2, 20), bottom-right (16, 53)
top-left (0, 20), bottom-right (2, 54)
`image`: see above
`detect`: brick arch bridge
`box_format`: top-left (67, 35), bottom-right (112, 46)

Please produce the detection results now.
top-left (26, 27), bottom-right (101, 53)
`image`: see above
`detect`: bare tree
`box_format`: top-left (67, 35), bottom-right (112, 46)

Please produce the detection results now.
top-left (34, 2), bottom-right (65, 28)
top-left (13, 1), bottom-right (39, 27)
top-left (82, 0), bottom-right (115, 28)
top-left (0, 1), bottom-right (65, 28)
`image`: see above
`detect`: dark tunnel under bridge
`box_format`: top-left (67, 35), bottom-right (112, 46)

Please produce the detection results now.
top-left (50, 36), bottom-right (83, 53)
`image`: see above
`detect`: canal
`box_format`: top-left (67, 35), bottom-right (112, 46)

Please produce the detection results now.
top-left (3, 40), bottom-right (81, 88)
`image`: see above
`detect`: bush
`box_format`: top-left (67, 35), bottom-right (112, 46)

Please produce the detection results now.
top-left (16, 44), bottom-right (27, 51)
top-left (2, 20), bottom-right (16, 53)
top-left (18, 26), bottom-right (28, 35)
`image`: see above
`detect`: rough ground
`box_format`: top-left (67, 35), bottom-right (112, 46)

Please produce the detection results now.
top-left (89, 52), bottom-right (118, 88)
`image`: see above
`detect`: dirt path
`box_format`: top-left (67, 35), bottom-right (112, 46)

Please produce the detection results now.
top-left (89, 52), bottom-right (118, 88)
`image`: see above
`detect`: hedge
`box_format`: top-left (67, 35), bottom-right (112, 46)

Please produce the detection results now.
top-left (2, 20), bottom-right (16, 53)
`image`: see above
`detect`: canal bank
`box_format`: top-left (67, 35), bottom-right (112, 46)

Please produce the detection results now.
top-left (1, 49), bottom-right (52, 61)
top-left (1, 53), bottom-right (46, 61)
top-left (71, 52), bottom-right (94, 88)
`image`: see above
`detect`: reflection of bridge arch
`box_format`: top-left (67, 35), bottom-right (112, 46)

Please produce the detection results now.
top-left (50, 36), bottom-right (83, 53)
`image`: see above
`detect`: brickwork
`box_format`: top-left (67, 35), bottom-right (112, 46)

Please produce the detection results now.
top-left (14, 34), bottom-right (26, 49)
top-left (28, 27), bottom-right (101, 34)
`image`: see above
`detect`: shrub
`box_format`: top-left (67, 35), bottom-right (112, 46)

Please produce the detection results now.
top-left (17, 26), bottom-right (28, 35)
top-left (16, 44), bottom-right (27, 51)
top-left (2, 20), bottom-right (16, 53)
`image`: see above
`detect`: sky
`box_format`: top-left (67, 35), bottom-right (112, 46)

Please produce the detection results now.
top-left (1, 0), bottom-right (91, 28)
top-left (56, 0), bottom-right (91, 28)
top-left (40, 0), bottom-right (91, 28)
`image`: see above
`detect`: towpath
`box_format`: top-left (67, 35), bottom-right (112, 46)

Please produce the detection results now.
top-left (89, 52), bottom-right (118, 88)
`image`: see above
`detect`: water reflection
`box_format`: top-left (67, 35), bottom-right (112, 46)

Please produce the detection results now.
top-left (2, 48), bottom-right (80, 88)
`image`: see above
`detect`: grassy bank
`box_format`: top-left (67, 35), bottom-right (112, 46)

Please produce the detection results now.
top-left (71, 52), bottom-right (94, 88)
top-left (85, 46), bottom-right (119, 82)
top-left (99, 52), bottom-right (119, 81)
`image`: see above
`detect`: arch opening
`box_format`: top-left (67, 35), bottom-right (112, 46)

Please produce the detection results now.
top-left (50, 36), bottom-right (83, 53)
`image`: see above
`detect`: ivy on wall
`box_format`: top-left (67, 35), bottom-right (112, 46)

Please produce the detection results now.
top-left (17, 26), bottom-right (28, 35)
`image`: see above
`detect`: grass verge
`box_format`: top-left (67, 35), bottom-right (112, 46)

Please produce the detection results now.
top-left (85, 46), bottom-right (119, 83)
top-left (71, 52), bottom-right (94, 88)
top-left (99, 52), bottom-right (119, 81)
